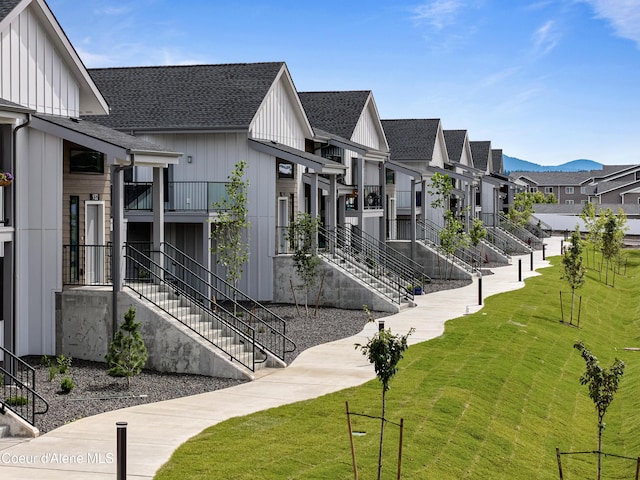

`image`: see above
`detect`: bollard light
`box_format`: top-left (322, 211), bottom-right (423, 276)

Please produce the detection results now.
top-left (117, 421), bottom-right (127, 480)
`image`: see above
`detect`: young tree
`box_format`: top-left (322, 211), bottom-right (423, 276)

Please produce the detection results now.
top-left (211, 160), bottom-right (250, 310)
top-left (561, 226), bottom-right (586, 326)
top-left (600, 209), bottom-right (622, 286)
top-left (105, 307), bottom-right (148, 388)
top-left (573, 341), bottom-right (625, 480)
top-left (507, 191), bottom-right (557, 226)
top-left (428, 172), bottom-right (469, 279)
top-left (356, 321), bottom-right (414, 480)
top-left (468, 217), bottom-right (487, 269)
top-left (579, 202), bottom-right (599, 269)
top-left (440, 210), bottom-right (469, 279)
top-left (288, 213), bottom-right (321, 317)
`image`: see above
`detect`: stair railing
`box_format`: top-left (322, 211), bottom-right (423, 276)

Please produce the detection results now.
top-left (318, 225), bottom-right (414, 305)
top-left (350, 225), bottom-right (430, 286)
top-left (125, 244), bottom-right (259, 371)
top-left (159, 242), bottom-right (295, 360)
top-left (0, 346), bottom-right (49, 427)
top-left (415, 219), bottom-right (476, 274)
top-left (498, 213), bottom-right (542, 248)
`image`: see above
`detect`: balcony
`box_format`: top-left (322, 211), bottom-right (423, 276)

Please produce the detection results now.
top-left (125, 181), bottom-right (229, 213)
top-left (396, 191), bottom-right (422, 209)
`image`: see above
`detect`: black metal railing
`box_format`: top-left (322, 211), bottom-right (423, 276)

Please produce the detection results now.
top-left (0, 346), bottom-right (49, 427)
top-left (318, 224), bottom-right (424, 305)
top-left (125, 181), bottom-right (229, 212)
top-left (62, 244), bottom-right (112, 285)
top-left (415, 219), bottom-right (476, 275)
top-left (396, 191), bottom-right (422, 209)
top-left (124, 245), bottom-right (259, 371)
top-left (159, 242), bottom-right (295, 361)
top-left (362, 185), bottom-right (382, 210)
top-left (498, 213), bottom-right (542, 249)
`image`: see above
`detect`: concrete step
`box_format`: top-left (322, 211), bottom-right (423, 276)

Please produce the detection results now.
top-left (0, 425), bottom-right (9, 438)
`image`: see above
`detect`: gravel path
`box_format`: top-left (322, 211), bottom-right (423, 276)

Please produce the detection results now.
top-left (25, 278), bottom-right (471, 433)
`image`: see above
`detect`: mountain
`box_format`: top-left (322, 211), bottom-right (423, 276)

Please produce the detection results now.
top-left (503, 155), bottom-right (602, 174)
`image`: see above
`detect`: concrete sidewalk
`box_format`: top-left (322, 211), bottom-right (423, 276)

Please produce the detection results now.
top-left (0, 237), bottom-right (563, 479)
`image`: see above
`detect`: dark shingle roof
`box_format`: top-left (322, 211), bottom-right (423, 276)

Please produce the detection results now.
top-left (492, 149), bottom-right (503, 174)
top-left (0, 0), bottom-right (22, 22)
top-left (381, 119), bottom-right (440, 162)
top-left (298, 91), bottom-right (370, 140)
top-left (470, 141), bottom-right (491, 171)
top-left (510, 170), bottom-right (594, 186)
top-left (34, 114), bottom-right (179, 153)
top-left (84, 62), bottom-right (285, 130)
top-left (443, 130), bottom-right (466, 163)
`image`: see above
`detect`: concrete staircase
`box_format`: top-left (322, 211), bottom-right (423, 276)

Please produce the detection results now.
top-left (319, 251), bottom-right (415, 312)
top-left (128, 283), bottom-right (275, 374)
top-left (0, 424), bottom-right (9, 438)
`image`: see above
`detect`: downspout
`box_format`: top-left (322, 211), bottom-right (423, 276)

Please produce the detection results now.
top-left (111, 151), bottom-right (135, 337)
top-left (9, 115), bottom-right (31, 354)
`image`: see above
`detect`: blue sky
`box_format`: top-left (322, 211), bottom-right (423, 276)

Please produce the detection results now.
top-left (49, 0), bottom-right (640, 166)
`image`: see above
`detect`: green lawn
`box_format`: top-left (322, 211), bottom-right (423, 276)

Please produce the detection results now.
top-left (155, 252), bottom-right (640, 479)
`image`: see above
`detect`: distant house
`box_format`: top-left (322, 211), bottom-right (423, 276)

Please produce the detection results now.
top-left (510, 164), bottom-right (640, 206)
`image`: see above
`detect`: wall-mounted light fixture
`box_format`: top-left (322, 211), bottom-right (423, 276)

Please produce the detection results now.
top-left (187, 155), bottom-right (193, 164)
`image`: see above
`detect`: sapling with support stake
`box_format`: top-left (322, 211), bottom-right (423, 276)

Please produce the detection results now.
top-left (355, 305), bottom-right (413, 480)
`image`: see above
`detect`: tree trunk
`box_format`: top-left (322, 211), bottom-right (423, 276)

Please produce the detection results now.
top-left (597, 420), bottom-right (603, 480)
top-left (570, 288), bottom-right (575, 325)
top-left (378, 389), bottom-right (386, 480)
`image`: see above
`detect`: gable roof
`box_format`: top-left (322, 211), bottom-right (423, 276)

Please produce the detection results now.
top-left (85, 62), bottom-right (286, 131)
top-left (492, 149), bottom-right (503, 174)
top-left (381, 119), bottom-right (440, 162)
top-left (510, 170), bottom-right (595, 186)
top-left (443, 130), bottom-right (467, 163)
top-left (470, 141), bottom-right (491, 171)
top-left (298, 91), bottom-right (370, 140)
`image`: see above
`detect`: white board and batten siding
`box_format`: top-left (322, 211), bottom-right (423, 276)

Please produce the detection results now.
top-left (15, 129), bottom-right (63, 355)
top-left (352, 103), bottom-right (382, 151)
top-left (0, 6), bottom-right (80, 116)
top-left (250, 70), bottom-right (310, 150)
top-left (137, 131), bottom-right (278, 301)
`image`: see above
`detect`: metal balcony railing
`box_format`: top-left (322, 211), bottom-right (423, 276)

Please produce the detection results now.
top-left (125, 181), bottom-right (229, 212)
top-left (62, 244), bottom-right (112, 286)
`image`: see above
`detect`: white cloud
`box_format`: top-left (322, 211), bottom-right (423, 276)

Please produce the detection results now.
top-left (581, 0), bottom-right (640, 48)
top-left (532, 20), bottom-right (560, 55)
top-left (412, 0), bottom-right (464, 30)
top-left (75, 48), bottom-right (115, 68)
top-left (95, 5), bottom-right (133, 16)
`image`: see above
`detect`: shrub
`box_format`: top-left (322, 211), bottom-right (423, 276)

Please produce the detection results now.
top-left (56, 355), bottom-right (72, 374)
top-left (105, 307), bottom-right (148, 388)
top-left (60, 377), bottom-right (75, 394)
top-left (5, 395), bottom-right (28, 406)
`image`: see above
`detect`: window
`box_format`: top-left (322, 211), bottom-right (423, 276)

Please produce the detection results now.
top-left (565, 200), bottom-right (574, 204)
top-left (580, 186), bottom-right (587, 194)
top-left (277, 160), bottom-right (294, 179)
top-left (70, 149), bottom-right (104, 174)
top-left (530, 186), bottom-right (538, 192)
top-left (581, 200), bottom-right (588, 205)
top-left (544, 187), bottom-right (553, 194)
top-left (565, 187), bottom-right (574, 194)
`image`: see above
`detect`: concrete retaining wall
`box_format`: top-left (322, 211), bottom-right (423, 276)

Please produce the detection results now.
top-left (387, 241), bottom-right (473, 281)
top-left (273, 256), bottom-right (400, 313)
top-left (57, 288), bottom-right (252, 380)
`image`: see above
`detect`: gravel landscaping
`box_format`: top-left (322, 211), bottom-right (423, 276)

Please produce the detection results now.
top-left (24, 278), bottom-right (472, 433)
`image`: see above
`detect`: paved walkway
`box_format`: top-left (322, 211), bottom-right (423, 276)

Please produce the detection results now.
top-left (0, 237), bottom-right (563, 479)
